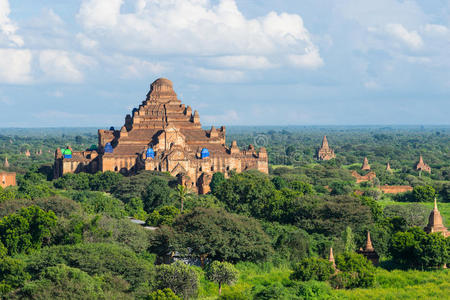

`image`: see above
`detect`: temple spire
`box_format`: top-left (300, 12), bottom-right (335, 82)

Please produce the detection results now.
top-left (4, 157), bottom-right (9, 168)
top-left (322, 136), bottom-right (329, 148)
top-left (365, 231), bottom-right (374, 252)
top-left (361, 157), bottom-right (371, 171)
top-left (329, 247), bottom-right (336, 269)
top-left (434, 197), bottom-right (438, 210)
top-left (386, 162), bottom-right (392, 172)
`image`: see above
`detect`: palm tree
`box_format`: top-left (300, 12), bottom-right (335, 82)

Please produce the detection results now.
top-left (177, 184), bottom-right (187, 213)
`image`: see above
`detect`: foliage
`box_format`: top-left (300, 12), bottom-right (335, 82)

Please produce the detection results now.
top-left (290, 257), bottom-right (334, 282)
top-left (17, 264), bottom-right (104, 300)
top-left (331, 252), bottom-right (376, 289)
top-left (171, 208), bottom-right (273, 263)
top-left (205, 261), bottom-right (239, 295)
top-left (390, 227), bottom-right (449, 269)
top-left (142, 177), bottom-right (175, 212)
top-left (146, 288), bottom-right (180, 300)
top-left (210, 172), bottom-right (226, 194)
top-left (146, 206), bottom-right (180, 227)
top-left (125, 197), bottom-right (148, 220)
top-left (155, 261), bottom-right (199, 299)
top-left (70, 191), bottom-right (126, 218)
top-left (0, 205), bottom-right (57, 255)
top-left (0, 257), bottom-right (30, 296)
top-left (25, 243), bottom-right (154, 290)
top-left (412, 185), bottom-right (436, 202)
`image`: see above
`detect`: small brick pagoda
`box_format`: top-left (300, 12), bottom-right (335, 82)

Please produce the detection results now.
top-left (424, 198), bottom-right (449, 237)
top-left (361, 157), bottom-right (371, 171)
top-left (357, 231), bottom-right (379, 265)
top-left (54, 78), bottom-right (268, 193)
top-left (317, 136), bottom-right (336, 160)
top-left (416, 155), bottom-right (431, 173)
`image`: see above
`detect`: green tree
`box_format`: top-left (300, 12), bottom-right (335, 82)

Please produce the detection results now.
top-left (331, 252), bottom-right (376, 289)
top-left (206, 261), bottom-right (239, 295)
top-left (342, 226), bottom-right (356, 253)
top-left (390, 227), bottom-right (449, 269)
top-left (146, 288), bottom-right (180, 300)
top-left (290, 257), bottom-right (334, 282)
top-left (125, 197), bottom-right (148, 220)
top-left (176, 185), bottom-right (187, 213)
top-left (142, 177), bottom-right (174, 212)
top-left (271, 176), bottom-right (288, 190)
top-left (146, 206), bottom-right (180, 227)
top-left (289, 181), bottom-right (314, 195)
top-left (0, 205), bottom-right (57, 255)
top-left (18, 264), bottom-right (104, 299)
top-left (155, 261), bottom-right (199, 299)
top-left (210, 172), bottom-right (226, 194)
top-left (0, 257), bottom-right (30, 296)
top-left (412, 185), bottom-right (436, 202)
top-left (171, 208), bottom-right (273, 263)
top-left (89, 171), bottom-right (123, 192)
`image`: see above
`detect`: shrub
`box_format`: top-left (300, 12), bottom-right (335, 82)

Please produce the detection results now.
top-left (18, 264), bottom-right (104, 299)
top-left (154, 261), bottom-right (199, 299)
top-left (290, 257), bottom-right (334, 282)
top-left (295, 280), bottom-right (332, 299)
top-left (0, 257), bottom-right (30, 296)
top-left (25, 243), bottom-right (154, 289)
top-left (146, 206), bottom-right (180, 227)
top-left (331, 252), bottom-right (376, 289)
top-left (412, 185), bottom-right (436, 202)
top-left (146, 288), bottom-right (180, 300)
top-left (205, 261), bottom-right (239, 295)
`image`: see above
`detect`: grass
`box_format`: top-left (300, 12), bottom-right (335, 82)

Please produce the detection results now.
top-left (197, 262), bottom-right (450, 300)
top-left (334, 269), bottom-right (450, 299)
top-left (378, 199), bottom-right (450, 226)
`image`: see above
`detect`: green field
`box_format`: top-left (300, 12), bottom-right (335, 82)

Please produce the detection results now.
top-left (378, 200), bottom-right (450, 226)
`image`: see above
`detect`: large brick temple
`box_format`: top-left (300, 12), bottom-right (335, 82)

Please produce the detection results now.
top-left (54, 78), bottom-right (268, 193)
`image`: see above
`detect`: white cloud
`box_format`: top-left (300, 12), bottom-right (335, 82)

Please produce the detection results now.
top-left (0, 0), bottom-right (24, 47)
top-left (76, 33), bottom-right (99, 50)
top-left (210, 55), bottom-right (276, 69)
top-left (77, 0), bottom-right (323, 69)
top-left (385, 23), bottom-right (423, 49)
top-left (39, 50), bottom-right (95, 83)
top-left (0, 49), bottom-right (32, 83)
top-left (423, 24), bottom-right (449, 36)
top-left (190, 67), bottom-right (245, 83)
top-left (287, 49), bottom-right (324, 69)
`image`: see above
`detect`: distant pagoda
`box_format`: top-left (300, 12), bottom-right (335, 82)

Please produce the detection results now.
top-left (386, 162), bottom-right (392, 172)
top-left (361, 157), bottom-right (371, 171)
top-left (3, 157), bottom-right (9, 169)
top-left (424, 198), bottom-right (449, 237)
top-left (416, 155), bottom-right (431, 173)
top-left (328, 247), bottom-right (336, 270)
top-left (357, 231), bottom-right (379, 265)
top-left (317, 136), bottom-right (336, 160)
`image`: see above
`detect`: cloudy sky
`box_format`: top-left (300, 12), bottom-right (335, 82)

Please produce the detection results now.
top-left (0, 0), bottom-right (449, 127)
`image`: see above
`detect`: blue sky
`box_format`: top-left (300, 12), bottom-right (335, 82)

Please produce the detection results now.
top-left (0, 0), bottom-right (449, 127)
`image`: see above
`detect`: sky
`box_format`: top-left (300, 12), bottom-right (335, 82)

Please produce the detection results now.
top-left (0, 0), bottom-right (449, 127)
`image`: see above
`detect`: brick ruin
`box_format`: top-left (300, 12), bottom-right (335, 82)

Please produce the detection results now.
top-left (379, 185), bottom-right (413, 194)
top-left (0, 172), bottom-right (16, 188)
top-left (361, 157), bottom-right (371, 171)
top-left (416, 155), bottom-right (431, 173)
top-left (54, 78), bottom-right (268, 194)
top-left (317, 135), bottom-right (336, 160)
top-left (351, 170), bottom-right (376, 183)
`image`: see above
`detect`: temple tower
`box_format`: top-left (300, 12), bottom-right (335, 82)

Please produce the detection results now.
top-left (3, 157), bottom-right (9, 169)
top-left (357, 231), bottom-right (379, 265)
top-left (317, 136), bottom-right (336, 160)
top-left (361, 157), bottom-right (371, 171)
top-left (386, 162), bottom-right (392, 172)
top-left (416, 155), bottom-right (431, 173)
top-left (329, 247), bottom-right (336, 270)
top-left (424, 198), bottom-right (449, 237)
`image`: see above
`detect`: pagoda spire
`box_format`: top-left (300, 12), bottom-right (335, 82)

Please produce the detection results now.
top-left (322, 136), bottom-right (329, 149)
top-left (361, 157), bottom-right (371, 170)
top-left (386, 162), bottom-right (392, 172)
top-left (4, 157), bottom-right (9, 168)
top-left (329, 247), bottom-right (336, 269)
top-left (365, 231), bottom-right (374, 252)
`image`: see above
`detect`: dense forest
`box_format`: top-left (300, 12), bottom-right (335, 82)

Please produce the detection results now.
top-left (0, 126), bottom-right (449, 299)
